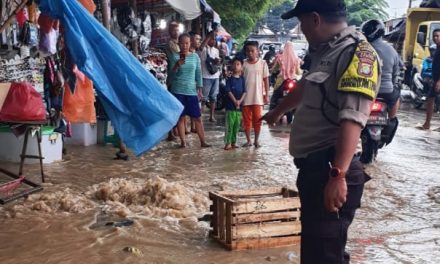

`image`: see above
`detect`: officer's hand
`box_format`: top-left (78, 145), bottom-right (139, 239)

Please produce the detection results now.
top-left (261, 110), bottom-right (283, 126)
top-left (324, 177), bottom-right (347, 213)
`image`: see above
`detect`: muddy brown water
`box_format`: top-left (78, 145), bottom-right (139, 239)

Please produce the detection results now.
top-left (0, 106), bottom-right (439, 264)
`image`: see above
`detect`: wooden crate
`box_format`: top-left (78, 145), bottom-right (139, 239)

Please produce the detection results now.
top-left (209, 187), bottom-right (301, 250)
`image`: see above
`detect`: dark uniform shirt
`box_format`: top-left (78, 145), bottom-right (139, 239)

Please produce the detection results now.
top-left (290, 27), bottom-right (381, 158)
top-left (432, 45), bottom-right (440, 83)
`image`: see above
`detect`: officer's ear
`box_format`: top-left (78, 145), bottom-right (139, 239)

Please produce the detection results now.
top-left (310, 12), bottom-right (322, 29)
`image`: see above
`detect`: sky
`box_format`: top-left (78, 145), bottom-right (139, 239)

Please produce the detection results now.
top-left (386, 0), bottom-right (422, 18)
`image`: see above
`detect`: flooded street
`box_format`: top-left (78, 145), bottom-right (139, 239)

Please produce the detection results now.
top-left (0, 105), bottom-right (439, 264)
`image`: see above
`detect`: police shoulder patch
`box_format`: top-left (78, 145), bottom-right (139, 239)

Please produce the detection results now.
top-left (338, 41), bottom-right (379, 99)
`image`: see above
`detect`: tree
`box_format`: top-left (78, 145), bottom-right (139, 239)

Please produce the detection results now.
top-left (346, 0), bottom-right (389, 26)
top-left (257, 1), bottom-right (299, 35)
top-left (207, 0), bottom-right (287, 42)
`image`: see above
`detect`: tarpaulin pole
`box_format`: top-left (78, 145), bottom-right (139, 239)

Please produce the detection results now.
top-left (101, 0), bottom-right (111, 30)
top-left (128, 0), bottom-right (139, 56)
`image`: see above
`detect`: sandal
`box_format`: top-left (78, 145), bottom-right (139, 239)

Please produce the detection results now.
top-left (224, 145), bottom-right (232, 150)
top-left (201, 142), bottom-right (212, 148)
top-left (416, 125), bottom-right (430, 130)
top-left (242, 142), bottom-right (252, 147)
top-left (254, 143), bottom-right (261, 148)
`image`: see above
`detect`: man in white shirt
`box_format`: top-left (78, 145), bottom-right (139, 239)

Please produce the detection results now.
top-left (200, 31), bottom-right (221, 122)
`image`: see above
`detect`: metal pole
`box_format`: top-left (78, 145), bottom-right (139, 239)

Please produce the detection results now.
top-left (408, 0), bottom-right (412, 9)
top-left (101, 0), bottom-right (110, 30)
top-left (128, 0), bottom-right (139, 56)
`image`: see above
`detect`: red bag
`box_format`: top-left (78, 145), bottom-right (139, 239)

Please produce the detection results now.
top-left (0, 83), bottom-right (46, 122)
top-left (38, 14), bottom-right (56, 34)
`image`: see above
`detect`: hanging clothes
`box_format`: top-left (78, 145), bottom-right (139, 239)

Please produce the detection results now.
top-left (38, 0), bottom-right (183, 156)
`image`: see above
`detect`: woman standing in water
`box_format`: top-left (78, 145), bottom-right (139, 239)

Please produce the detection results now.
top-left (169, 33), bottom-right (211, 148)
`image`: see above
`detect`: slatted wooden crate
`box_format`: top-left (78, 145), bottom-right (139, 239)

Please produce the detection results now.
top-left (209, 187), bottom-right (301, 250)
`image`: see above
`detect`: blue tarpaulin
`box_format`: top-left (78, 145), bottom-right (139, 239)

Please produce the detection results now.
top-left (38, 0), bottom-right (183, 156)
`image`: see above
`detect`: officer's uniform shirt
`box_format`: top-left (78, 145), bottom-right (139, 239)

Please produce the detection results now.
top-left (290, 27), bottom-right (381, 158)
top-left (370, 39), bottom-right (402, 94)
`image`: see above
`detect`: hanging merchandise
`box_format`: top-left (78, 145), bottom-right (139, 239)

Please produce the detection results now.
top-left (39, 28), bottom-right (58, 56)
top-left (20, 45), bottom-right (30, 58)
top-left (117, 7), bottom-right (141, 42)
top-left (20, 21), bottom-right (39, 47)
top-left (140, 48), bottom-right (168, 87)
top-left (43, 57), bottom-right (64, 112)
top-left (0, 82), bottom-right (46, 122)
top-left (38, 0), bottom-right (183, 156)
top-left (110, 9), bottom-right (127, 44)
top-left (16, 8), bottom-right (27, 28)
top-left (63, 69), bottom-right (96, 124)
top-left (0, 56), bottom-right (45, 92)
top-left (38, 14), bottom-right (59, 34)
top-left (78, 0), bottom-right (97, 13)
top-left (140, 11), bottom-right (152, 50)
top-left (27, 1), bottom-right (38, 24)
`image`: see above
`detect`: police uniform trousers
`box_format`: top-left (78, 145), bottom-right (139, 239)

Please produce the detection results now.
top-left (294, 147), bottom-right (370, 264)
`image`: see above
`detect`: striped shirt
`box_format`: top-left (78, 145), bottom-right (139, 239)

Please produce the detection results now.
top-left (169, 52), bottom-right (203, 96)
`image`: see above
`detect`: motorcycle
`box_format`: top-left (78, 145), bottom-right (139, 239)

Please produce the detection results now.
top-left (360, 99), bottom-right (399, 164)
top-left (412, 73), bottom-right (440, 112)
top-left (269, 79), bottom-right (297, 124)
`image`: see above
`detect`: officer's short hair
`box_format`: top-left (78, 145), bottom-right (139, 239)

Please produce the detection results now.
top-left (320, 13), bottom-right (347, 24)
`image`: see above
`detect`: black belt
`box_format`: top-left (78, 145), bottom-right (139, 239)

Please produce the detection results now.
top-left (294, 147), bottom-right (361, 169)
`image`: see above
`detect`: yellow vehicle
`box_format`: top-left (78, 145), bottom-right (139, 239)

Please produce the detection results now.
top-left (403, 8), bottom-right (440, 82)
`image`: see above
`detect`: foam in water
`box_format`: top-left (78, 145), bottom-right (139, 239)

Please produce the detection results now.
top-left (89, 176), bottom-right (210, 221)
top-left (3, 176), bottom-right (210, 233)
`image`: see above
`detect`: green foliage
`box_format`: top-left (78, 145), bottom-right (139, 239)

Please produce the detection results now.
top-left (207, 0), bottom-right (287, 42)
top-left (258, 1), bottom-right (299, 35)
top-left (346, 0), bottom-right (389, 26)
top-left (209, 0), bottom-right (389, 41)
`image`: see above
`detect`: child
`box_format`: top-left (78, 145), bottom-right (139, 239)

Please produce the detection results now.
top-left (242, 41), bottom-right (270, 148)
top-left (224, 58), bottom-right (247, 150)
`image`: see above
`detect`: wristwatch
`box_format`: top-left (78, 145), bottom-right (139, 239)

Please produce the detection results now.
top-left (329, 166), bottom-right (345, 179)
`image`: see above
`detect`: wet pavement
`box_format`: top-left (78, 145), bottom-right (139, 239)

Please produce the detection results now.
top-left (0, 104), bottom-right (439, 264)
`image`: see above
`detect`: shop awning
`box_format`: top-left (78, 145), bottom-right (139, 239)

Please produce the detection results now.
top-left (111, 0), bottom-right (203, 20)
top-left (165, 0), bottom-right (201, 20)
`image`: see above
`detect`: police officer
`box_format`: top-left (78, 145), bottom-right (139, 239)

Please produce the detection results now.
top-left (263, 0), bottom-right (381, 263)
top-left (361, 19), bottom-right (403, 120)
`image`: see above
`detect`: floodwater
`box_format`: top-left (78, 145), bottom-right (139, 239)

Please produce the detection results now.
top-left (0, 105), bottom-right (439, 264)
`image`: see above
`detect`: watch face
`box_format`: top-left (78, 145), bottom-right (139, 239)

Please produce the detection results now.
top-left (330, 167), bottom-right (341, 178)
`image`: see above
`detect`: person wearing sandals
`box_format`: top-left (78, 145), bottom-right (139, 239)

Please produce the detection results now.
top-left (224, 58), bottom-right (247, 150)
top-left (169, 33), bottom-right (211, 148)
top-left (242, 41), bottom-right (270, 148)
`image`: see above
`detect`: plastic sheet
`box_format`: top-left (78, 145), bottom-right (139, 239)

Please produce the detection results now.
top-left (63, 71), bottom-right (96, 124)
top-left (38, 0), bottom-right (183, 155)
top-left (0, 82), bottom-right (46, 122)
top-left (78, 0), bottom-right (96, 13)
